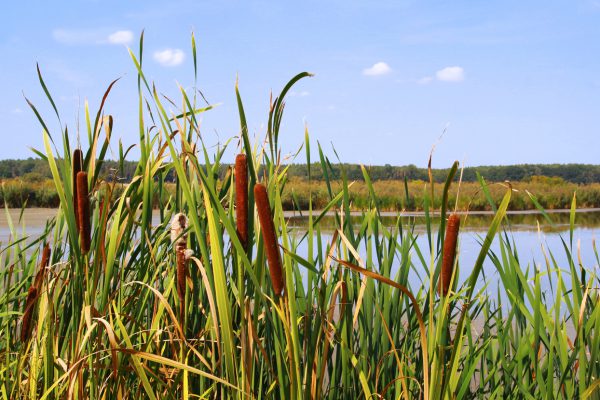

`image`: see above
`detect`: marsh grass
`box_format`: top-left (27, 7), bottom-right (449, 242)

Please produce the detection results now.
top-left (6, 170), bottom-right (600, 212)
top-left (1, 33), bottom-right (599, 399)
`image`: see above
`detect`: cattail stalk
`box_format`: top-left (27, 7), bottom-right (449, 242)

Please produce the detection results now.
top-left (439, 214), bottom-right (460, 296)
top-left (76, 171), bottom-right (91, 254)
top-left (33, 244), bottom-right (51, 292)
top-left (171, 213), bottom-right (190, 322)
top-left (20, 287), bottom-right (38, 343)
top-left (235, 154), bottom-right (249, 250)
top-left (21, 244), bottom-right (51, 343)
top-left (254, 184), bottom-right (284, 297)
top-left (72, 149), bottom-right (83, 233)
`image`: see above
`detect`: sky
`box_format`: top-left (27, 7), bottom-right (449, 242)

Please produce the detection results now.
top-left (1, 0), bottom-right (600, 167)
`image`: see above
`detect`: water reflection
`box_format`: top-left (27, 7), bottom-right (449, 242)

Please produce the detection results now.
top-left (285, 209), bottom-right (600, 233)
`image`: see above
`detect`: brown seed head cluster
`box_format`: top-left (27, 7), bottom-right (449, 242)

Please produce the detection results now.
top-left (171, 213), bottom-right (190, 318)
top-left (254, 183), bottom-right (284, 297)
top-left (72, 149), bottom-right (83, 232)
top-left (76, 171), bottom-right (91, 254)
top-left (33, 244), bottom-right (51, 292)
top-left (235, 154), bottom-right (249, 250)
top-left (440, 214), bottom-right (460, 296)
top-left (21, 244), bottom-right (51, 343)
top-left (20, 287), bottom-right (38, 343)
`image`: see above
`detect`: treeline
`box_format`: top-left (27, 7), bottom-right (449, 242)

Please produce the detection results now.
top-left (286, 163), bottom-right (600, 184)
top-left (3, 176), bottom-right (600, 211)
top-left (2, 158), bottom-right (600, 184)
top-left (0, 158), bottom-right (141, 182)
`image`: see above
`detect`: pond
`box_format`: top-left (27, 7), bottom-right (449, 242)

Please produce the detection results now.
top-left (1, 208), bottom-right (598, 298)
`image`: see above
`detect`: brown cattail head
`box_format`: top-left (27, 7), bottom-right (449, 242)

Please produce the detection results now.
top-left (20, 286), bottom-right (38, 343)
top-left (76, 171), bottom-right (91, 254)
top-left (171, 213), bottom-right (191, 318)
top-left (72, 149), bottom-right (83, 233)
top-left (33, 244), bottom-right (51, 292)
top-left (235, 154), bottom-right (249, 250)
top-left (254, 183), bottom-right (284, 297)
top-left (439, 214), bottom-right (460, 296)
top-left (21, 243), bottom-right (49, 343)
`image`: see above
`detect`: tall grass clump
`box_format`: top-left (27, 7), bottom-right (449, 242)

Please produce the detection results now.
top-left (1, 33), bottom-right (600, 399)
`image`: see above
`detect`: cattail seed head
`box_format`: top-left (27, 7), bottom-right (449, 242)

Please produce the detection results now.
top-left (21, 244), bottom-right (51, 343)
top-left (33, 244), bottom-right (51, 292)
top-left (171, 213), bottom-right (190, 316)
top-left (440, 214), bottom-right (460, 296)
top-left (76, 171), bottom-right (91, 254)
top-left (235, 154), bottom-right (249, 250)
top-left (20, 286), bottom-right (38, 343)
top-left (254, 183), bottom-right (284, 297)
top-left (72, 149), bottom-right (83, 232)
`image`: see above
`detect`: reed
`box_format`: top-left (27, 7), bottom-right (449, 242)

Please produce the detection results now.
top-left (72, 149), bottom-right (83, 232)
top-left (254, 183), bottom-right (284, 297)
top-left (235, 153), bottom-right (249, 250)
top-left (33, 244), bottom-right (50, 289)
top-left (20, 243), bottom-right (51, 345)
top-left (3, 33), bottom-right (599, 399)
top-left (171, 212), bottom-right (189, 321)
top-left (20, 287), bottom-right (38, 343)
top-left (76, 171), bottom-right (90, 254)
top-left (439, 213), bottom-right (460, 296)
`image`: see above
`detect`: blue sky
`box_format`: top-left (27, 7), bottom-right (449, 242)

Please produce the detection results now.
top-left (1, 1), bottom-right (599, 167)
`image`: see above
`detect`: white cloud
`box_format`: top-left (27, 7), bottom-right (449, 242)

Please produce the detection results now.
top-left (417, 76), bottom-right (434, 85)
top-left (52, 28), bottom-right (99, 45)
top-left (363, 62), bottom-right (392, 76)
top-left (53, 28), bottom-right (134, 45)
top-left (153, 49), bottom-right (185, 67)
top-left (107, 30), bottom-right (133, 45)
top-left (436, 66), bottom-right (465, 82)
top-left (11, 108), bottom-right (23, 114)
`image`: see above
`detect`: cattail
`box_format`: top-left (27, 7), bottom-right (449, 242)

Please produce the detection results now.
top-left (72, 149), bottom-right (83, 233)
top-left (21, 244), bottom-right (51, 343)
top-left (76, 171), bottom-right (91, 254)
top-left (98, 198), bottom-right (107, 263)
top-left (235, 154), bottom-right (249, 250)
top-left (254, 184), bottom-right (284, 297)
top-left (439, 214), bottom-right (460, 296)
top-left (20, 286), bottom-right (38, 343)
top-left (171, 213), bottom-right (191, 320)
top-left (33, 244), bottom-right (51, 292)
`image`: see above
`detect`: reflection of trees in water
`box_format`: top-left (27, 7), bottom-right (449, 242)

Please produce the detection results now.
top-left (286, 211), bottom-right (600, 233)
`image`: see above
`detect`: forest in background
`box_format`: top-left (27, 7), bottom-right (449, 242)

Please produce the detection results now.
top-left (2, 158), bottom-right (600, 183)
top-left (2, 158), bottom-right (599, 210)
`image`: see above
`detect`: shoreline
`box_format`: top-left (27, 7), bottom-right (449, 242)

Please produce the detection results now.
top-left (282, 208), bottom-right (600, 218)
top-left (2, 207), bottom-right (600, 218)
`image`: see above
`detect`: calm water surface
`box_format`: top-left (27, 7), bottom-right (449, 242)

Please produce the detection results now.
top-left (2, 208), bottom-right (599, 296)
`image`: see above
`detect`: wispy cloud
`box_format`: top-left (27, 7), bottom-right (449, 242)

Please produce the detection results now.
top-left (363, 62), bottom-right (392, 76)
top-left (11, 108), bottom-right (23, 114)
top-left (53, 28), bottom-right (100, 45)
top-left (53, 28), bottom-right (134, 45)
top-left (45, 59), bottom-right (90, 85)
top-left (418, 66), bottom-right (465, 84)
top-left (107, 30), bottom-right (134, 45)
top-left (153, 49), bottom-right (185, 66)
top-left (436, 66), bottom-right (464, 82)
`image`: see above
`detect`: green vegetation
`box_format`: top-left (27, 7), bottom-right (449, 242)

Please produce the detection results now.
top-left (2, 34), bottom-right (600, 399)
top-left (4, 158), bottom-right (600, 184)
top-left (4, 174), bottom-right (600, 211)
top-left (280, 176), bottom-right (600, 211)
